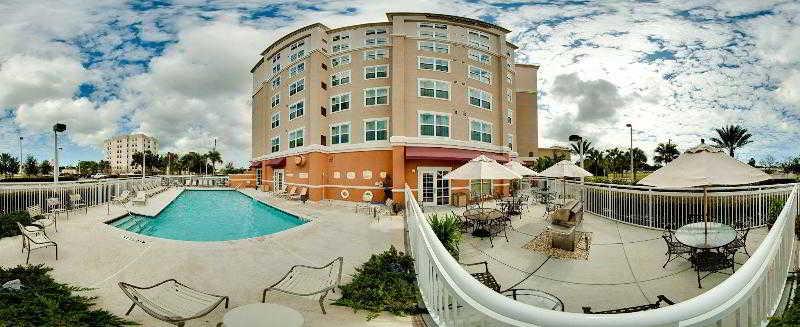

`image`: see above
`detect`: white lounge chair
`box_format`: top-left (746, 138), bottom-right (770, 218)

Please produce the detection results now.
top-left (16, 222), bottom-right (58, 264)
top-left (262, 257), bottom-right (343, 314)
top-left (283, 186), bottom-right (297, 199)
top-left (27, 205), bottom-right (56, 232)
top-left (290, 187), bottom-right (308, 201)
top-left (119, 279), bottom-right (229, 327)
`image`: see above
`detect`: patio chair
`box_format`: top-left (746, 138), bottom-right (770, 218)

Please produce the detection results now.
top-left (113, 190), bottom-right (131, 205)
top-left (261, 257), bottom-right (344, 314)
top-left (690, 249), bottom-right (736, 288)
top-left (283, 186), bottom-right (297, 199)
top-left (46, 197), bottom-right (68, 220)
top-left (451, 210), bottom-right (474, 234)
top-left (290, 187), bottom-right (309, 203)
top-left (69, 193), bottom-right (88, 214)
top-left (462, 261), bottom-right (501, 292)
top-left (118, 279), bottom-right (229, 327)
top-left (661, 229), bottom-right (693, 268)
top-left (16, 222), bottom-right (57, 264)
top-left (132, 192), bottom-right (147, 206)
top-left (725, 221), bottom-right (751, 257)
top-left (26, 205), bottom-right (57, 231)
top-left (582, 295), bottom-right (674, 314)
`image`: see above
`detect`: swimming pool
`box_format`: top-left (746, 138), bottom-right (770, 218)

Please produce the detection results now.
top-left (109, 190), bottom-right (306, 241)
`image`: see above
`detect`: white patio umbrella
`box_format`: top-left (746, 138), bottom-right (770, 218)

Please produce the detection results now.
top-left (539, 160), bottom-right (594, 202)
top-left (444, 155), bottom-right (522, 204)
top-left (504, 161), bottom-right (540, 177)
top-left (638, 141), bottom-right (770, 235)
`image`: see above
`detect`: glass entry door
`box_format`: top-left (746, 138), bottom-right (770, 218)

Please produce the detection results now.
top-left (419, 168), bottom-right (451, 206)
top-left (255, 168), bottom-right (262, 187)
top-left (273, 169), bottom-right (284, 191)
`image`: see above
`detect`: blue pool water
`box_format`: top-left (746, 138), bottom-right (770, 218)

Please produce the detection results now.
top-left (109, 190), bottom-right (306, 241)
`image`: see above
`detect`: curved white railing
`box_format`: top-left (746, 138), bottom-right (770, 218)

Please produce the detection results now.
top-left (405, 184), bottom-right (798, 326)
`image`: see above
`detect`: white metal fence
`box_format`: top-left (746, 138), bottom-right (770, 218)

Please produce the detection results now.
top-left (405, 184), bottom-right (799, 326)
top-left (551, 181), bottom-right (797, 229)
top-left (0, 177), bottom-right (162, 214)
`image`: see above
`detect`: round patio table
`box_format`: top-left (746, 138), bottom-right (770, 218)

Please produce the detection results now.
top-left (502, 289), bottom-right (564, 311)
top-left (463, 208), bottom-right (504, 237)
top-left (223, 303), bottom-right (304, 327)
top-left (674, 222), bottom-right (736, 249)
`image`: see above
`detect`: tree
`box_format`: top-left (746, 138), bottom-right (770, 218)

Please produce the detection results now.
top-left (78, 161), bottom-right (99, 176)
top-left (625, 147), bottom-right (648, 177)
top-left (131, 151), bottom-right (160, 173)
top-left (570, 139), bottom-right (594, 158)
top-left (0, 153), bottom-right (20, 177)
top-left (39, 160), bottom-right (53, 175)
top-left (206, 150), bottom-right (222, 175)
top-left (162, 152), bottom-right (180, 174)
top-left (98, 160), bottom-right (111, 174)
top-left (23, 156), bottom-right (39, 176)
top-left (585, 149), bottom-right (606, 176)
top-left (653, 142), bottom-right (680, 165)
top-left (710, 124), bottom-right (753, 157)
top-left (179, 152), bottom-right (209, 174)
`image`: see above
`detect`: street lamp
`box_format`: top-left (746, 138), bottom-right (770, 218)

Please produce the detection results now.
top-left (52, 123), bottom-right (66, 183)
top-left (625, 123), bottom-right (634, 181)
top-left (18, 136), bottom-right (23, 175)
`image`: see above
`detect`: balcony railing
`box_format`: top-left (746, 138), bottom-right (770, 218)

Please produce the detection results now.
top-left (405, 183), bottom-right (799, 326)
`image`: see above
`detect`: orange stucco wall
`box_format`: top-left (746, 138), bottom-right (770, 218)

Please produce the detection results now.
top-left (229, 173), bottom-right (256, 189)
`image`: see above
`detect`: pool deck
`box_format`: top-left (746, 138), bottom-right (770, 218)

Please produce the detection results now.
top-left (0, 187), bottom-right (413, 326)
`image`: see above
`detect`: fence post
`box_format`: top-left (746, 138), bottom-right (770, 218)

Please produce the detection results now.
top-left (648, 188), bottom-right (653, 227)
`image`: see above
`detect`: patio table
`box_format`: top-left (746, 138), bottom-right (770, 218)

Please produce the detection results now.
top-left (223, 303), bottom-right (303, 327)
top-left (674, 222), bottom-right (736, 250)
top-left (502, 289), bottom-right (565, 311)
top-left (463, 208), bottom-right (505, 237)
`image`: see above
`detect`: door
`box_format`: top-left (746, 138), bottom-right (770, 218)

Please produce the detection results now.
top-left (273, 169), bottom-right (284, 191)
top-left (255, 168), bottom-right (262, 187)
top-left (418, 168), bottom-right (451, 206)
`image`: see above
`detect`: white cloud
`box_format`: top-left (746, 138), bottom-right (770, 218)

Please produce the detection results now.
top-left (15, 98), bottom-right (121, 146)
top-left (0, 55), bottom-right (89, 108)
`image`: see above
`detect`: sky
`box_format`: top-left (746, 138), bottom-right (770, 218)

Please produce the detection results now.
top-left (0, 0), bottom-right (798, 167)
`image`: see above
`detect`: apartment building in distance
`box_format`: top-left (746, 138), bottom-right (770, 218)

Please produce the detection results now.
top-left (247, 12), bottom-right (539, 204)
top-left (103, 134), bottom-right (159, 174)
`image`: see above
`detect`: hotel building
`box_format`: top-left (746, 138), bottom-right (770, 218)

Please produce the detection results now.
top-left (103, 134), bottom-right (159, 174)
top-left (249, 12), bottom-right (538, 204)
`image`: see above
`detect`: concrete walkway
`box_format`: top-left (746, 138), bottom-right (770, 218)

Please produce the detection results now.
top-left (0, 188), bottom-right (413, 326)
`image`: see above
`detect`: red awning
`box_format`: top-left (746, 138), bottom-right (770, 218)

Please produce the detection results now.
top-left (249, 161), bottom-right (261, 169)
top-left (265, 157), bottom-right (286, 167)
top-left (405, 147), bottom-right (509, 163)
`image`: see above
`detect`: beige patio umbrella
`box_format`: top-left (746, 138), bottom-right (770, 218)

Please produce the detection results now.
top-left (444, 155), bottom-right (522, 204)
top-left (504, 161), bottom-right (540, 177)
top-left (539, 160), bottom-right (593, 202)
top-left (638, 141), bottom-right (770, 235)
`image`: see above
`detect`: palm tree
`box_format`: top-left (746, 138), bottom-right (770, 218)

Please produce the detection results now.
top-left (585, 149), bottom-right (606, 176)
top-left (710, 125), bottom-right (753, 157)
top-left (570, 139), bottom-right (594, 166)
top-left (206, 150), bottom-right (222, 175)
top-left (654, 142), bottom-right (680, 165)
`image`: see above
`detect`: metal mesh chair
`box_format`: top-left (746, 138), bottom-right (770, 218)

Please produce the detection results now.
top-left (690, 249), bottom-right (736, 288)
top-left (725, 221), bottom-right (751, 257)
top-left (462, 261), bottom-right (501, 292)
top-left (16, 222), bottom-right (57, 264)
top-left (118, 279), bottom-right (229, 327)
top-left (69, 193), bottom-right (88, 214)
top-left (661, 228), bottom-right (693, 268)
top-left (262, 257), bottom-right (343, 314)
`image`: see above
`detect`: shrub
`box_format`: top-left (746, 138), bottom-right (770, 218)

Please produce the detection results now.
top-left (0, 264), bottom-right (135, 326)
top-left (769, 275), bottom-right (800, 326)
top-left (0, 211), bottom-right (32, 239)
top-left (767, 198), bottom-right (787, 229)
top-left (428, 213), bottom-right (462, 259)
top-left (0, 176), bottom-right (78, 183)
top-left (334, 246), bottom-right (419, 320)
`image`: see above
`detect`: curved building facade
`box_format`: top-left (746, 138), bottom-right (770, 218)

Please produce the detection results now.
top-left (249, 12), bottom-right (538, 204)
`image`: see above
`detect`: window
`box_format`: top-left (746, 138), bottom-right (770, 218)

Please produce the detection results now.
top-left (364, 87), bottom-right (389, 106)
top-left (418, 30), bottom-right (447, 39)
top-left (468, 50), bottom-right (491, 64)
top-left (468, 88), bottom-right (492, 110)
top-left (271, 77), bottom-right (281, 90)
top-left (365, 37), bottom-right (387, 46)
top-left (332, 33), bottom-right (349, 42)
top-left (506, 72), bottom-right (513, 84)
top-left (288, 62), bottom-right (305, 77)
top-left (270, 137), bottom-right (280, 153)
top-left (364, 65), bottom-right (388, 79)
top-left (331, 54), bottom-right (351, 67)
top-left (506, 89), bottom-right (513, 102)
top-left (418, 79), bottom-right (450, 100)
top-left (468, 30), bottom-right (490, 50)
top-left (271, 94), bottom-right (280, 108)
top-left (419, 113), bottom-right (450, 137)
top-left (272, 62), bottom-right (281, 75)
top-left (507, 134), bottom-right (513, 149)
top-left (289, 101), bottom-right (304, 120)
top-left (330, 123), bottom-right (351, 145)
top-left (288, 79), bottom-right (304, 96)
top-left (271, 53), bottom-right (280, 63)
top-left (417, 57), bottom-right (449, 72)
top-left (365, 28), bottom-right (387, 35)
top-left (364, 119), bottom-right (389, 141)
top-left (363, 49), bottom-right (388, 61)
top-left (330, 93), bottom-right (351, 113)
top-left (288, 40), bottom-right (305, 62)
top-left (418, 22), bottom-right (448, 30)
top-left (288, 129), bottom-right (304, 148)
top-left (470, 120), bottom-right (492, 143)
top-left (332, 43), bottom-right (350, 53)
top-left (271, 112), bottom-right (280, 129)
top-left (506, 108), bottom-right (513, 124)
top-left (330, 70), bottom-right (351, 86)
top-left (468, 66), bottom-right (491, 84)
top-left (418, 41), bottom-right (449, 53)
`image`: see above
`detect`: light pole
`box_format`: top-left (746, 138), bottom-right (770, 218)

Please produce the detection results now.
top-left (568, 134), bottom-right (584, 179)
top-left (52, 124), bottom-right (66, 183)
top-left (142, 150), bottom-right (146, 182)
top-left (18, 136), bottom-right (23, 175)
top-left (625, 123), bottom-right (634, 181)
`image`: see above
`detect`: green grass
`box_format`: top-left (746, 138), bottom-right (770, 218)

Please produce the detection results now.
top-left (0, 264), bottom-right (135, 326)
